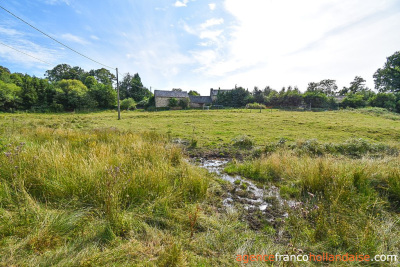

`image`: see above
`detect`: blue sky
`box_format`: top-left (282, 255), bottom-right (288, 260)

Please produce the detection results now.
top-left (0, 0), bottom-right (399, 95)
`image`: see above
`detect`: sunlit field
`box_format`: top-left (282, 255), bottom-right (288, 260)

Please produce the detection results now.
top-left (1, 109), bottom-right (399, 266)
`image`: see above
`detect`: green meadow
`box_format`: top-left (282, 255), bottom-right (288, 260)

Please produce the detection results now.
top-left (2, 108), bottom-right (400, 146)
top-left (0, 108), bottom-right (399, 266)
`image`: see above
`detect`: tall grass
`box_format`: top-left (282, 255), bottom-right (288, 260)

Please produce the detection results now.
top-left (0, 125), bottom-right (287, 266)
top-left (225, 151), bottom-right (400, 257)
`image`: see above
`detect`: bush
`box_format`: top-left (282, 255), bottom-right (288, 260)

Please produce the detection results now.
top-left (168, 98), bottom-right (178, 108)
top-left (178, 98), bottom-right (189, 109)
top-left (246, 103), bottom-right (266, 109)
top-left (120, 98), bottom-right (136, 110)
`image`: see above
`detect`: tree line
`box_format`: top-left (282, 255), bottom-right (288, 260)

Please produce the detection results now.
top-left (0, 51), bottom-right (399, 112)
top-left (0, 63), bottom-right (152, 112)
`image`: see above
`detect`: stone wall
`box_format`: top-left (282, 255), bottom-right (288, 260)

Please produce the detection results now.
top-left (155, 97), bottom-right (189, 108)
top-left (155, 97), bottom-right (170, 108)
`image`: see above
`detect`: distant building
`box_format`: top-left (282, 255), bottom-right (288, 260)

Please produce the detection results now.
top-left (210, 88), bottom-right (233, 102)
top-left (189, 95), bottom-right (212, 108)
top-left (154, 90), bottom-right (189, 108)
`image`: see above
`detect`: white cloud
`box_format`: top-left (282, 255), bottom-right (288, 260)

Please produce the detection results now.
top-left (0, 39), bottom-right (59, 67)
top-left (90, 35), bottom-right (99, 40)
top-left (0, 26), bottom-right (22, 36)
top-left (200, 18), bottom-right (224, 29)
top-left (174, 0), bottom-right (188, 7)
top-left (61, 33), bottom-right (89, 45)
top-left (209, 3), bottom-right (216, 10)
top-left (190, 0), bottom-right (400, 91)
top-left (199, 30), bottom-right (223, 41)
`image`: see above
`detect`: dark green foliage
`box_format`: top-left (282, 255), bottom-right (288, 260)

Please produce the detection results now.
top-left (215, 87), bottom-right (250, 107)
top-left (303, 91), bottom-right (328, 108)
top-left (168, 98), bottom-right (178, 108)
top-left (119, 72), bottom-right (152, 102)
top-left (374, 51), bottom-right (400, 92)
top-left (369, 93), bottom-right (397, 111)
top-left (339, 76), bottom-right (369, 95)
top-left (341, 93), bottom-right (367, 108)
top-left (178, 98), bottom-right (190, 109)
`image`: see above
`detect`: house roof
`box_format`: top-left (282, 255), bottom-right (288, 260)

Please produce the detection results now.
top-left (154, 90), bottom-right (188, 98)
top-left (189, 95), bottom-right (212, 104)
top-left (210, 89), bottom-right (232, 96)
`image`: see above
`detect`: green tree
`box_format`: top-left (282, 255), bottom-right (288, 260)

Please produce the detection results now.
top-left (340, 94), bottom-right (366, 108)
top-left (303, 91), bottom-right (328, 108)
top-left (88, 68), bottom-right (115, 86)
top-left (0, 66), bottom-right (11, 82)
top-left (188, 90), bottom-right (200, 96)
top-left (119, 73), bottom-right (151, 102)
top-left (252, 86), bottom-right (265, 103)
top-left (45, 64), bottom-right (88, 83)
top-left (373, 51), bottom-right (400, 92)
top-left (54, 79), bottom-right (90, 110)
top-left (307, 79), bottom-right (338, 96)
top-left (216, 87), bottom-right (250, 107)
top-left (20, 74), bottom-right (38, 110)
top-left (340, 76), bottom-right (369, 95)
top-left (0, 80), bottom-right (22, 111)
top-left (369, 93), bottom-right (397, 111)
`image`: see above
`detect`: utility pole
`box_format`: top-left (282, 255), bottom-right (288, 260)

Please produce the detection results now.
top-left (116, 68), bottom-right (121, 120)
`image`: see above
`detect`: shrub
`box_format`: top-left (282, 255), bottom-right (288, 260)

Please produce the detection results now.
top-left (178, 98), bottom-right (190, 109)
top-left (246, 103), bottom-right (266, 109)
top-left (120, 98), bottom-right (136, 110)
top-left (168, 98), bottom-right (178, 108)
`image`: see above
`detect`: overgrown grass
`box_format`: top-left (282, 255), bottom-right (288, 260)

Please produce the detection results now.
top-left (1, 111), bottom-right (400, 265)
top-left (225, 151), bottom-right (400, 258)
top-left (0, 126), bottom-right (288, 266)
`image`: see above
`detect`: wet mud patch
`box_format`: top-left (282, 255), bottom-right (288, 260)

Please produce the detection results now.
top-left (193, 158), bottom-right (300, 239)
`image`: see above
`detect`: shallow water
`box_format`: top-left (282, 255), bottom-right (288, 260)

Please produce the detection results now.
top-left (196, 158), bottom-right (301, 217)
top-left (198, 159), bottom-right (270, 211)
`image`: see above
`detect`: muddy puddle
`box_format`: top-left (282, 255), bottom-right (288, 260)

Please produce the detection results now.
top-left (193, 158), bottom-right (301, 230)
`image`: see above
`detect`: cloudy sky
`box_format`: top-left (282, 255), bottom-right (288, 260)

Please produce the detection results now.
top-left (0, 0), bottom-right (399, 95)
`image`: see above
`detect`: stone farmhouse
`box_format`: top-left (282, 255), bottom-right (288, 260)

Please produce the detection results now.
top-left (154, 90), bottom-right (188, 108)
top-left (154, 88), bottom-right (233, 108)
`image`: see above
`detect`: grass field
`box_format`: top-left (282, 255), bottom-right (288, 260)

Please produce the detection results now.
top-left (2, 108), bottom-right (400, 147)
top-left (0, 108), bottom-right (399, 266)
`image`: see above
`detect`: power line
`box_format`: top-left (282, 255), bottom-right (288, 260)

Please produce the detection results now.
top-left (0, 41), bottom-right (52, 65)
top-left (0, 4), bottom-right (115, 70)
